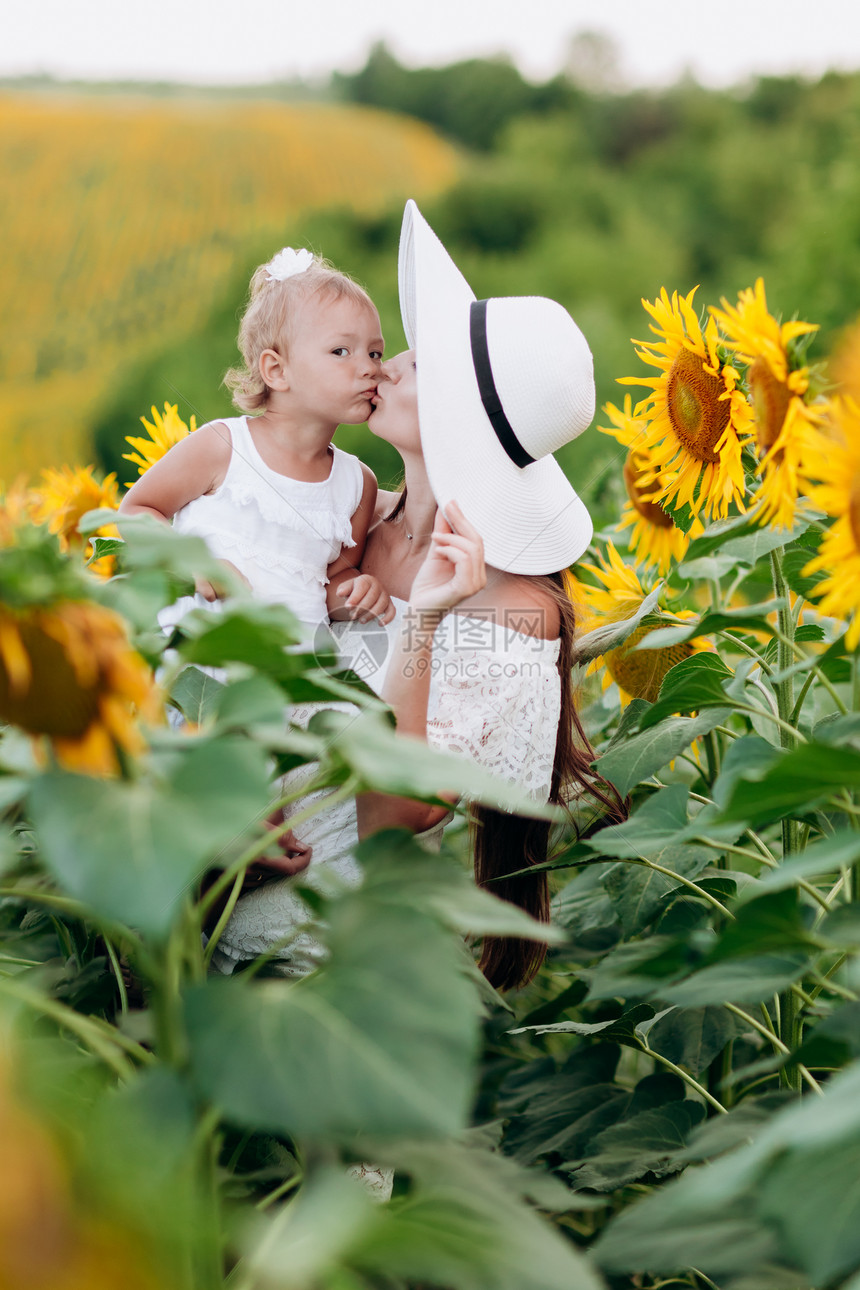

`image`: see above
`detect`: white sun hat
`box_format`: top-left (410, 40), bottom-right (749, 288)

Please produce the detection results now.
top-left (398, 198), bottom-right (595, 575)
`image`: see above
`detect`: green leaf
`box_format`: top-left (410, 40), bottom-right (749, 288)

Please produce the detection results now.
top-left (186, 845), bottom-right (482, 1140)
top-left (176, 602), bottom-right (305, 671)
top-left (711, 735), bottom-right (781, 808)
top-left (586, 785), bottom-right (690, 858)
top-left (783, 535), bottom-right (826, 600)
top-left (79, 506), bottom-right (121, 535)
top-left (635, 600), bottom-right (784, 650)
top-left (639, 653), bottom-right (735, 730)
top-left (320, 709), bottom-right (560, 819)
top-left (789, 1000), bottom-right (860, 1071)
top-left (168, 666), bottom-right (224, 725)
top-left (718, 523), bottom-right (809, 566)
top-left (817, 904), bottom-right (860, 951)
top-left (718, 743), bottom-right (860, 827)
top-left (356, 831), bottom-right (565, 945)
top-left (510, 1002), bottom-right (655, 1042)
top-left (571, 1099), bottom-right (706, 1191)
top-left (587, 936), bottom-right (692, 1001)
top-left (573, 586), bottom-right (662, 663)
top-left (596, 1062), bottom-right (860, 1276)
top-left (552, 865), bottom-right (620, 942)
top-left (583, 787), bottom-right (713, 933)
top-left (678, 1091), bottom-right (792, 1163)
top-left (28, 737), bottom-right (272, 937)
top-left (667, 497), bottom-right (698, 536)
top-left (595, 707), bottom-right (730, 798)
top-left (213, 674), bottom-right (287, 730)
top-left (660, 953), bottom-right (810, 1008)
top-left (602, 843), bottom-right (712, 935)
top-left (814, 711), bottom-right (860, 748)
top-left (681, 510), bottom-right (770, 561)
top-left (0, 776), bottom-right (28, 814)
top-left (351, 1142), bottom-right (606, 1290)
top-left (740, 829), bottom-right (860, 897)
top-left (647, 1005), bottom-right (743, 1076)
top-left (675, 554), bottom-right (738, 582)
top-left (757, 1134), bottom-right (860, 1284)
top-left (708, 889), bottom-right (814, 960)
top-left (593, 1199), bottom-right (779, 1277)
top-left (240, 1166), bottom-right (375, 1288)
top-left (501, 1044), bottom-right (628, 1163)
top-left (87, 535), bottom-right (125, 564)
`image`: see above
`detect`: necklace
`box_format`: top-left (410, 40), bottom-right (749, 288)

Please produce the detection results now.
top-left (398, 511), bottom-right (415, 541)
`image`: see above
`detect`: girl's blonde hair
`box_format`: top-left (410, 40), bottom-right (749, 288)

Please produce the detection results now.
top-left (223, 254), bottom-right (376, 413)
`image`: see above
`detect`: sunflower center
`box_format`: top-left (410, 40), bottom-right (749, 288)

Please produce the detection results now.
top-left (606, 625), bottom-right (694, 703)
top-left (623, 452), bottom-right (675, 529)
top-left (749, 357), bottom-right (791, 454)
top-left (666, 347), bottom-right (730, 464)
top-left (0, 618), bottom-right (100, 738)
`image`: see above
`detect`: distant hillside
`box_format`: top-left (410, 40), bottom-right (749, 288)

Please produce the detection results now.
top-left (0, 93), bottom-right (458, 478)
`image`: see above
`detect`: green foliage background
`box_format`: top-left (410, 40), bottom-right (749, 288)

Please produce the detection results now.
top-left (92, 49), bottom-right (860, 531)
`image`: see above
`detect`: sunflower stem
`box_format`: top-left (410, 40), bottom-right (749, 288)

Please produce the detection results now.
top-left (770, 548), bottom-right (802, 1086)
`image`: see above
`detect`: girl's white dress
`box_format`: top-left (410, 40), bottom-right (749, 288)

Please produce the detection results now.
top-left (159, 415), bottom-right (364, 634)
top-left (210, 599), bottom-right (562, 976)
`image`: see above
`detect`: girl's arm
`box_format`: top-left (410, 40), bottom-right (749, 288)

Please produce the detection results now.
top-left (327, 463), bottom-right (394, 623)
top-left (119, 422), bottom-right (232, 523)
top-left (120, 423), bottom-right (237, 601)
top-left (356, 501), bottom-right (486, 837)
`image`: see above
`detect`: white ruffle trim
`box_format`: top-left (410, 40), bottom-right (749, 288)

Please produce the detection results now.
top-left (208, 528), bottom-right (328, 585)
top-left (219, 479), bottom-right (357, 549)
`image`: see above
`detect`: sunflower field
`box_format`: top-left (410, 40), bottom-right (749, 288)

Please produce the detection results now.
top-left (2, 271), bottom-right (860, 1290)
top-left (0, 92), bottom-right (457, 478)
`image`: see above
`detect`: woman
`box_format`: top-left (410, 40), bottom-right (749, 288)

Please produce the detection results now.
top-left (211, 201), bottom-right (624, 989)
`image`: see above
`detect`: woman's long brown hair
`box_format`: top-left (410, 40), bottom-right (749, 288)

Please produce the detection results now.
top-left (385, 496), bottom-right (626, 992)
top-left (472, 571), bottom-right (627, 992)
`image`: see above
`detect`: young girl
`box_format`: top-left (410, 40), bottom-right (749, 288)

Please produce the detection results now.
top-left (120, 247), bottom-right (394, 634)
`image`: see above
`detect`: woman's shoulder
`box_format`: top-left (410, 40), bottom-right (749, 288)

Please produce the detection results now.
top-left (454, 572), bottom-right (561, 641)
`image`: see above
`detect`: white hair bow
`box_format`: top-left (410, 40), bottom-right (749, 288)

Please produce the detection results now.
top-left (264, 247), bottom-right (314, 281)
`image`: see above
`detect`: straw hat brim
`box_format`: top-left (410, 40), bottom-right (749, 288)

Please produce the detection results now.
top-left (399, 200), bottom-right (593, 575)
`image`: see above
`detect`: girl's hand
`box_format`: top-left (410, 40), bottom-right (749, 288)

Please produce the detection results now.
top-left (258, 816), bottom-right (313, 877)
top-left (195, 559), bottom-right (250, 602)
top-left (408, 501), bottom-right (486, 613)
top-left (335, 572), bottom-right (395, 624)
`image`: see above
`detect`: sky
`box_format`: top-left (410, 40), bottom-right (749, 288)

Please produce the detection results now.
top-left (5, 0), bottom-right (860, 89)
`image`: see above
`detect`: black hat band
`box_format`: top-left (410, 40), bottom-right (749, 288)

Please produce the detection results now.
top-left (469, 299), bottom-right (535, 469)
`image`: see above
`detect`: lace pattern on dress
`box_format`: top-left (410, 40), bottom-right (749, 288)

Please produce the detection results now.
top-left (426, 614), bottom-right (561, 804)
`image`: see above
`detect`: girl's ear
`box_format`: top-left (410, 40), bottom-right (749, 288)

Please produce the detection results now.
top-left (259, 348), bottom-right (289, 392)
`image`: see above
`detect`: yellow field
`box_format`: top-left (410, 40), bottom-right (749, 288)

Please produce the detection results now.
top-left (0, 93), bottom-right (458, 477)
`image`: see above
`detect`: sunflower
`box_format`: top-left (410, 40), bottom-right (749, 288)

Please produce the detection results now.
top-left (619, 287), bottom-right (754, 522)
top-left (579, 542), bottom-right (705, 705)
top-left (124, 402), bottom-right (197, 481)
top-left (802, 396), bottom-right (860, 650)
top-left (599, 397), bottom-right (700, 573)
top-left (0, 1043), bottom-right (172, 1290)
top-left (30, 466), bottom-right (120, 576)
top-left (0, 599), bottom-right (160, 774)
top-left (711, 278), bottom-right (822, 529)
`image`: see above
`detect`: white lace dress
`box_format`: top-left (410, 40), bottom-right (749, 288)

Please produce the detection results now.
top-left (158, 415), bottom-right (364, 635)
top-left (210, 601), bottom-right (562, 976)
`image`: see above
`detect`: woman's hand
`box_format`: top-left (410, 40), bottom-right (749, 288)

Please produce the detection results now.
top-left (408, 500), bottom-right (486, 613)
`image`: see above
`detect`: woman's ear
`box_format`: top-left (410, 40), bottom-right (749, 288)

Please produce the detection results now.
top-left (259, 348), bottom-right (289, 392)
